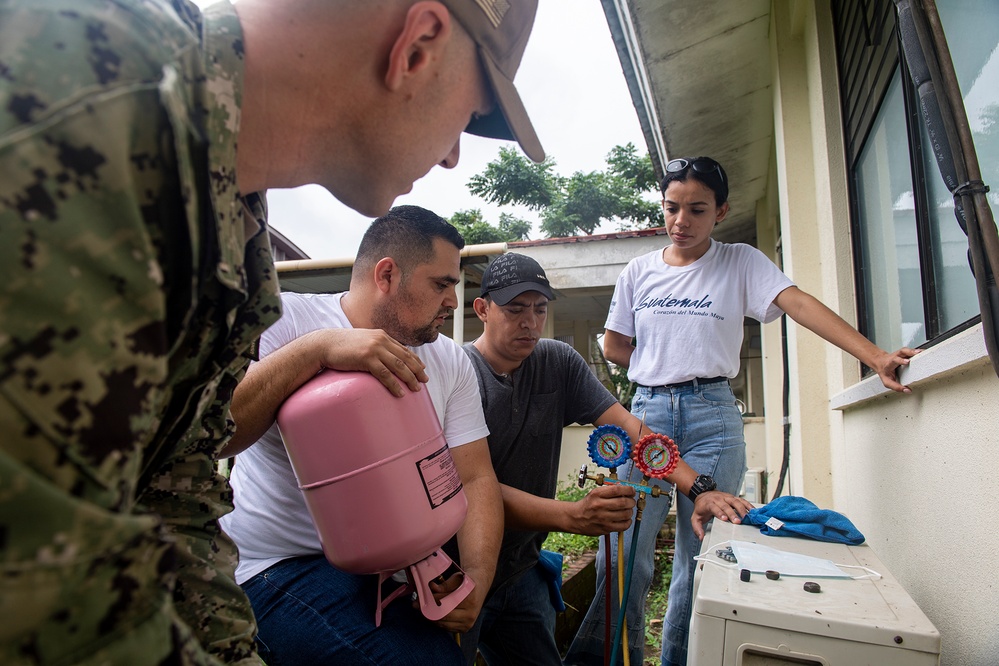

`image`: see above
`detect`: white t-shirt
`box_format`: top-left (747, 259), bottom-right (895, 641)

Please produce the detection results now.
top-left (221, 292), bottom-right (489, 584)
top-left (605, 240), bottom-right (794, 387)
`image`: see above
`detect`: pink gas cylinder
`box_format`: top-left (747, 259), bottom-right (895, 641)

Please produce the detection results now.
top-left (276, 369), bottom-right (474, 626)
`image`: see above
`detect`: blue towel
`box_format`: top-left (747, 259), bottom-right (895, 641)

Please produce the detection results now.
top-left (536, 549), bottom-right (566, 612)
top-left (743, 496), bottom-right (865, 545)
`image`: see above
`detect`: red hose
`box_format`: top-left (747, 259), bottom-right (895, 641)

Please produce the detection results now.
top-left (604, 532), bottom-right (612, 666)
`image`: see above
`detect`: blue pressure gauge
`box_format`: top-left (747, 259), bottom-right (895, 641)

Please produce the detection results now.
top-left (586, 424), bottom-right (632, 469)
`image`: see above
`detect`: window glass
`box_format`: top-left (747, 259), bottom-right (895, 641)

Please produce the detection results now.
top-left (855, 73), bottom-right (925, 350)
top-left (920, 0), bottom-right (999, 331)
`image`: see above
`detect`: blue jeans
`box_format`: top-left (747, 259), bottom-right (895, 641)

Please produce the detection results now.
top-left (243, 554), bottom-right (463, 666)
top-left (459, 563), bottom-right (560, 665)
top-left (564, 380), bottom-right (745, 666)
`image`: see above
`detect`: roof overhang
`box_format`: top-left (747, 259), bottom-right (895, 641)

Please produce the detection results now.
top-left (600, 0), bottom-right (774, 245)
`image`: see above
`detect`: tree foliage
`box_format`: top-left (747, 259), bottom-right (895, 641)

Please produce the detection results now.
top-left (464, 143), bottom-right (661, 239)
top-left (606, 143), bottom-right (659, 192)
top-left (498, 212), bottom-right (533, 241)
top-left (467, 147), bottom-right (558, 210)
top-left (449, 208), bottom-right (532, 245)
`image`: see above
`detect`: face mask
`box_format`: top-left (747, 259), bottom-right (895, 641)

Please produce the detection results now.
top-left (694, 540), bottom-right (881, 580)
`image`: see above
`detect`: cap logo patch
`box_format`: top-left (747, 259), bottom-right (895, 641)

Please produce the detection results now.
top-left (474, 0), bottom-right (510, 28)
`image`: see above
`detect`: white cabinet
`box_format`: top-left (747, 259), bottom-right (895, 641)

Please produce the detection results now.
top-left (688, 520), bottom-right (940, 665)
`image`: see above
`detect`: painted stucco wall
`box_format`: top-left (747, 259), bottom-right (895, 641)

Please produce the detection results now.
top-left (769, 0), bottom-right (859, 508)
top-left (765, 2), bottom-right (999, 664)
top-left (834, 331), bottom-right (998, 666)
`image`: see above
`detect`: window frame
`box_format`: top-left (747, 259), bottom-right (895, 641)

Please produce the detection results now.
top-left (833, 0), bottom-right (983, 367)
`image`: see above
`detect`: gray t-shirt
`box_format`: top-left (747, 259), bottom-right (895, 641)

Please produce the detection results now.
top-left (463, 339), bottom-right (617, 589)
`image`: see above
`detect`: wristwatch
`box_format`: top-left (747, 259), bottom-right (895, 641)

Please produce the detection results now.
top-left (687, 474), bottom-right (717, 502)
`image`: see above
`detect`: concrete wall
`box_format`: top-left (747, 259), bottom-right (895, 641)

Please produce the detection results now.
top-left (763, 3), bottom-right (999, 664)
top-left (557, 425), bottom-right (592, 490)
top-left (768, 0), bottom-right (858, 508)
top-left (518, 233), bottom-right (669, 293)
top-left (831, 327), bottom-right (999, 666)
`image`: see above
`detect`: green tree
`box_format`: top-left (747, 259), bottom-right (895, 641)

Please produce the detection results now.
top-left (498, 212), bottom-right (532, 241)
top-left (449, 208), bottom-right (532, 245)
top-left (466, 143), bottom-right (661, 238)
top-left (467, 147), bottom-right (559, 210)
top-left (606, 142), bottom-right (658, 192)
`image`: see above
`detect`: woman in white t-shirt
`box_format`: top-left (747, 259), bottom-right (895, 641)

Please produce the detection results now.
top-left (573, 156), bottom-right (919, 666)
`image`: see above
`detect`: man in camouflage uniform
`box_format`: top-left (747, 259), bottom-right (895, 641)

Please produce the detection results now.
top-left (0, 0), bottom-right (543, 663)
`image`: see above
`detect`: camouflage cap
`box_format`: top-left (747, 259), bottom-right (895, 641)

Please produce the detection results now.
top-left (442, 0), bottom-right (545, 163)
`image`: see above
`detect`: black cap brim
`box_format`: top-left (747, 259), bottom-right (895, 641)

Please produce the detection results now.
top-left (486, 281), bottom-right (554, 306)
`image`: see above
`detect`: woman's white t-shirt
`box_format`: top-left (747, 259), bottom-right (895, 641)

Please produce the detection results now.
top-left (604, 240), bottom-right (794, 387)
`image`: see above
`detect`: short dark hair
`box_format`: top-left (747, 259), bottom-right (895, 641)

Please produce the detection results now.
top-left (659, 156), bottom-right (729, 206)
top-left (355, 205), bottom-right (465, 276)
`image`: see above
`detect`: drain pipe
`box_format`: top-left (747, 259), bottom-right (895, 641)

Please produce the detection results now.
top-left (771, 313), bottom-right (792, 501)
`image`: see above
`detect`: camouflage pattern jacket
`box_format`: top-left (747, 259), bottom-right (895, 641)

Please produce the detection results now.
top-left (0, 0), bottom-right (280, 663)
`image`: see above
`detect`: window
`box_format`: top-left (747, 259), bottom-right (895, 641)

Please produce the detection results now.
top-left (854, 74), bottom-right (924, 349)
top-left (834, 0), bottom-right (999, 353)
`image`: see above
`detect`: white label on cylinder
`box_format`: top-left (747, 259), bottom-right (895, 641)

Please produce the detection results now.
top-left (417, 444), bottom-right (463, 508)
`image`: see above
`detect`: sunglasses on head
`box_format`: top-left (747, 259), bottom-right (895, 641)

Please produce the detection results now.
top-left (665, 157), bottom-right (727, 184)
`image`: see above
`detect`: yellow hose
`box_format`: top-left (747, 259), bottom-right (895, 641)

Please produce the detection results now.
top-left (617, 531), bottom-right (630, 666)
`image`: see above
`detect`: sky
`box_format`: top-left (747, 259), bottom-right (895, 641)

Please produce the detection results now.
top-left (194, 0), bottom-right (648, 259)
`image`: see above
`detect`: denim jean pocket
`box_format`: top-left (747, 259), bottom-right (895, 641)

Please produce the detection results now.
top-left (630, 391), bottom-right (647, 415)
top-left (696, 384), bottom-right (737, 407)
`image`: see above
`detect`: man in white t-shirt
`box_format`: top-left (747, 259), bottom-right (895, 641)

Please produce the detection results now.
top-left (219, 206), bottom-right (502, 665)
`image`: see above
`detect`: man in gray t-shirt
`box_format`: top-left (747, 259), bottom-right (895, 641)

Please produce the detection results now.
top-left (458, 253), bottom-right (752, 665)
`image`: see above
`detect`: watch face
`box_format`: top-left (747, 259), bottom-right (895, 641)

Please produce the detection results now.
top-left (689, 474), bottom-right (716, 501)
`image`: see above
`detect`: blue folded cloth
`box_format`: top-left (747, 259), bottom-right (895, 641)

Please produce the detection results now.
top-left (743, 496), bottom-right (865, 545)
top-left (537, 549), bottom-right (566, 612)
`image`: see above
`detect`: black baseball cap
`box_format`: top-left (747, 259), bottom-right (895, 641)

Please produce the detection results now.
top-left (480, 253), bottom-right (554, 305)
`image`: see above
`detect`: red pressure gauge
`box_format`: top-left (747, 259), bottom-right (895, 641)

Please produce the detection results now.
top-left (632, 433), bottom-right (679, 479)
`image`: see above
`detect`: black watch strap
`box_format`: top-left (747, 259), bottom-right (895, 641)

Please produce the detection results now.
top-left (687, 474), bottom-right (717, 502)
